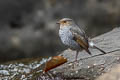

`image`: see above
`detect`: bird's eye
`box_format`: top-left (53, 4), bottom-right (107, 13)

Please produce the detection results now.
top-left (63, 21), bottom-right (67, 23)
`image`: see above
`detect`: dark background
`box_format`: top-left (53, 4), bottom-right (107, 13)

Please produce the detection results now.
top-left (0, 0), bottom-right (120, 62)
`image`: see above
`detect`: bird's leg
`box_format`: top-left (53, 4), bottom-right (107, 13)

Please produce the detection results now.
top-left (75, 50), bottom-right (79, 62)
top-left (71, 50), bottom-right (79, 69)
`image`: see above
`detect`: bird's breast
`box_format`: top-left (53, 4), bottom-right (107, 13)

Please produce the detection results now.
top-left (59, 28), bottom-right (73, 43)
top-left (59, 28), bottom-right (79, 49)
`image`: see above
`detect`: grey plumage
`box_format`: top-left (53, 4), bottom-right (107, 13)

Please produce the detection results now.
top-left (59, 25), bottom-right (81, 50)
top-left (59, 18), bottom-right (88, 51)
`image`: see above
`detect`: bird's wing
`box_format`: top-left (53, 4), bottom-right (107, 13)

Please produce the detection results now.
top-left (70, 26), bottom-right (91, 54)
top-left (70, 26), bottom-right (88, 45)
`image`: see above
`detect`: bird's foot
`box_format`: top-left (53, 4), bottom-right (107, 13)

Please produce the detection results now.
top-left (71, 60), bottom-right (79, 69)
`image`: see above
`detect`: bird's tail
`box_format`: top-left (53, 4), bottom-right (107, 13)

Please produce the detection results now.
top-left (93, 45), bottom-right (107, 54)
top-left (89, 41), bottom-right (107, 54)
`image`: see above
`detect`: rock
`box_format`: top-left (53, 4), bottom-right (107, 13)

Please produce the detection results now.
top-left (0, 27), bottom-right (120, 79)
top-left (96, 64), bottom-right (120, 80)
top-left (50, 27), bottom-right (120, 79)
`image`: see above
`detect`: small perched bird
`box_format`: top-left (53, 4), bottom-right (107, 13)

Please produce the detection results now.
top-left (57, 18), bottom-right (106, 62)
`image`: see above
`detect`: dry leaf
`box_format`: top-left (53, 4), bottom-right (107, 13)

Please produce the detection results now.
top-left (43, 56), bottom-right (67, 72)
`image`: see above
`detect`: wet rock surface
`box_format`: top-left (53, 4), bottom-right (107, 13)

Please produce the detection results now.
top-left (0, 27), bottom-right (120, 80)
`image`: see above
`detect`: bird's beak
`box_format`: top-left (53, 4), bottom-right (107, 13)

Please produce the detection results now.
top-left (56, 21), bottom-right (60, 24)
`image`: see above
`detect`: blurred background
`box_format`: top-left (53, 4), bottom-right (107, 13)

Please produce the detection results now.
top-left (0, 0), bottom-right (120, 62)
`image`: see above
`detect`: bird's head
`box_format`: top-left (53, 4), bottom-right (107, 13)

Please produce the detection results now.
top-left (57, 18), bottom-right (74, 28)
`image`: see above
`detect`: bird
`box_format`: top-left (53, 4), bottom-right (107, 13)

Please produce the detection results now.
top-left (57, 18), bottom-right (106, 62)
